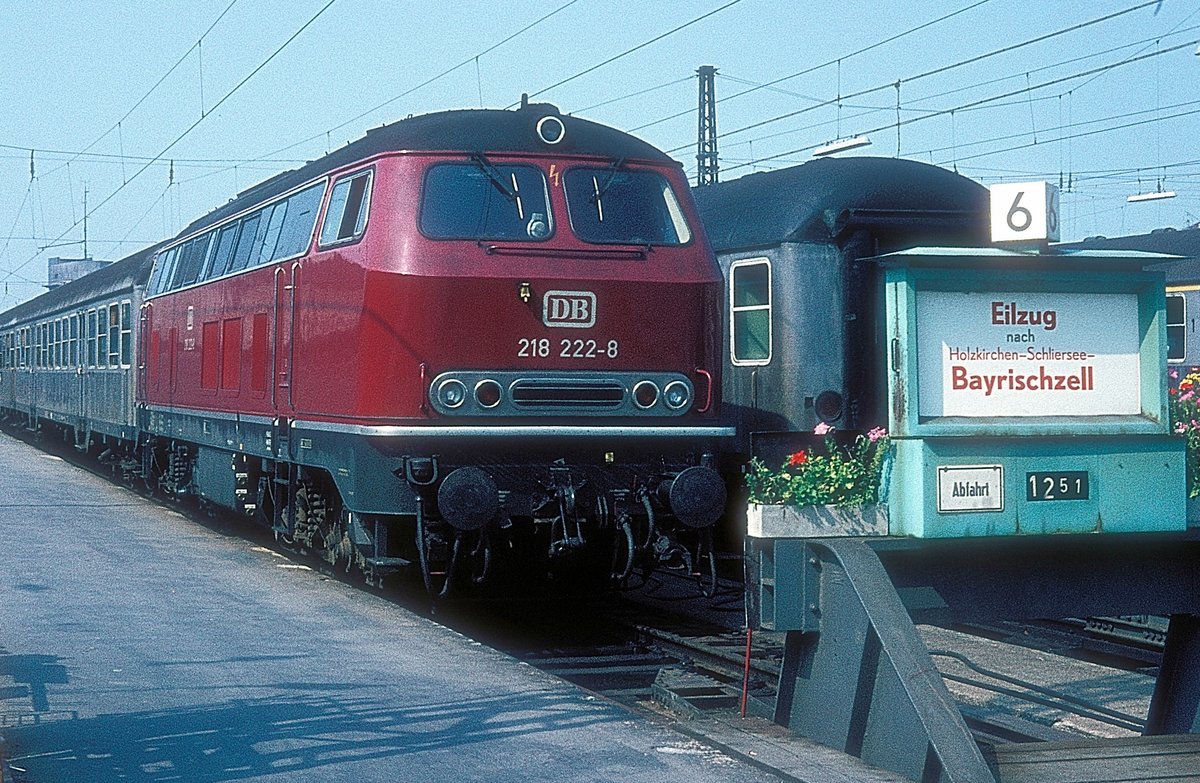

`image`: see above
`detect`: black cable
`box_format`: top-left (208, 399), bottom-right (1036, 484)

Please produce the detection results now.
top-left (666, 0), bottom-right (1166, 155)
top-left (2, 0), bottom-right (341, 285)
top-left (182, 0), bottom-right (584, 192)
top-left (938, 104), bottom-right (1200, 169)
top-left (637, 0), bottom-right (993, 135)
top-left (38, 0), bottom-right (241, 182)
top-left (722, 39), bottom-right (1198, 176)
top-left (511, 0), bottom-right (744, 108)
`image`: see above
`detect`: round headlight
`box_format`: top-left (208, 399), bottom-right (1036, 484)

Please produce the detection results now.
top-left (475, 379), bottom-right (502, 408)
top-left (536, 115), bottom-right (565, 145)
top-left (436, 378), bottom-right (467, 409)
top-left (633, 380), bottom-right (660, 410)
top-left (663, 380), bottom-right (691, 410)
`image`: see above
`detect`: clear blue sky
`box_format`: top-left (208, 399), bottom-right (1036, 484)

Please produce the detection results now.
top-left (1, 0), bottom-right (1197, 306)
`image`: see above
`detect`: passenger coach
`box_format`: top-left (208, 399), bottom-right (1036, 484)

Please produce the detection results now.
top-left (693, 157), bottom-right (990, 464)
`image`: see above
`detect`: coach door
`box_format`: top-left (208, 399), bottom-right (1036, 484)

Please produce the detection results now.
top-left (273, 262), bottom-right (299, 412)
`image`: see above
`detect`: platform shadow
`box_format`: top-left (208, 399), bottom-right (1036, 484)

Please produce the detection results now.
top-left (4, 687), bottom-right (622, 781)
top-left (0, 650), bottom-right (70, 712)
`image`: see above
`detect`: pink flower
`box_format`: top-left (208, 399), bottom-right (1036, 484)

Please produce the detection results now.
top-left (1170, 369), bottom-right (1180, 380)
top-left (1182, 392), bottom-right (1195, 402)
top-left (813, 422), bottom-right (834, 436)
top-left (1176, 422), bottom-right (1188, 434)
top-left (867, 427), bottom-right (887, 443)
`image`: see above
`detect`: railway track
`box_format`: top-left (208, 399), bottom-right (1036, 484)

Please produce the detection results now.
top-left (3, 425), bottom-right (1168, 758)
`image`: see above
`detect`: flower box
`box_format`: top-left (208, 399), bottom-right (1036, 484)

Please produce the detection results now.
top-left (746, 503), bottom-right (888, 539)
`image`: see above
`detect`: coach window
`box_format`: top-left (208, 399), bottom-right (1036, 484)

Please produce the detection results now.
top-left (228, 211), bottom-right (263, 274)
top-left (174, 234), bottom-right (210, 289)
top-left (255, 201), bottom-right (288, 266)
top-left (564, 167), bottom-right (690, 246)
top-left (206, 223), bottom-right (240, 280)
top-left (40, 323), bottom-right (48, 368)
top-left (87, 310), bottom-right (97, 366)
top-left (151, 246), bottom-right (179, 295)
top-left (730, 258), bottom-right (772, 366)
top-left (275, 183), bottom-right (324, 259)
top-left (1167, 293), bottom-right (1186, 364)
top-left (147, 250), bottom-right (165, 294)
top-left (108, 306), bottom-right (121, 366)
top-left (121, 303), bottom-right (132, 366)
top-left (320, 170), bottom-right (372, 246)
top-left (97, 306), bottom-right (109, 368)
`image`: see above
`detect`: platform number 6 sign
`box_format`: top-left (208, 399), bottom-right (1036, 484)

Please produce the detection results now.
top-left (989, 181), bottom-right (1060, 244)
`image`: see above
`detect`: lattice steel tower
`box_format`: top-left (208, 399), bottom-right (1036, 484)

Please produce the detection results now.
top-left (696, 65), bottom-right (718, 187)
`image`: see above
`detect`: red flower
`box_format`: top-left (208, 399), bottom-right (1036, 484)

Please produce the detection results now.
top-left (787, 451), bottom-right (808, 467)
top-left (1170, 387), bottom-right (1179, 396)
top-left (1182, 380), bottom-right (1195, 391)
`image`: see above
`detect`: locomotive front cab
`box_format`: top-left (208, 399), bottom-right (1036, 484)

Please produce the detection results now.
top-left (356, 107), bottom-right (731, 592)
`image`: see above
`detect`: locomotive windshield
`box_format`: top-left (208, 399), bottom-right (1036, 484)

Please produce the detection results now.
top-left (564, 167), bottom-right (691, 246)
top-left (420, 160), bottom-right (552, 241)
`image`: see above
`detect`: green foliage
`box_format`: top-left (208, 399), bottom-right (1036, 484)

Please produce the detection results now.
top-left (1169, 370), bottom-right (1200, 499)
top-left (745, 427), bottom-right (890, 508)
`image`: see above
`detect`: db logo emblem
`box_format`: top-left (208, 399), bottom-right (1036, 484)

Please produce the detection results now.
top-left (543, 290), bottom-right (596, 328)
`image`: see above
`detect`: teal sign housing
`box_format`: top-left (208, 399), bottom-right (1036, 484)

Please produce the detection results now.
top-left (883, 247), bottom-right (1185, 537)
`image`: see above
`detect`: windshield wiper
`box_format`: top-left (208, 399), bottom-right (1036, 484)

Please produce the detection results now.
top-left (470, 152), bottom-right (524, 221)
top-left (590, 157), bottom-right (626, 205)
top-left (470, 153), bottom-right (517, 202)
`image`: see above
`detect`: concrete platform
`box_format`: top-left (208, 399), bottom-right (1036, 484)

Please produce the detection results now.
top-left (0, 432), bottom-right (790, 783)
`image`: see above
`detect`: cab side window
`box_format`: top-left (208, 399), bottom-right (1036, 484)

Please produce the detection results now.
top-left (319, 170), bottom-right (372, 246)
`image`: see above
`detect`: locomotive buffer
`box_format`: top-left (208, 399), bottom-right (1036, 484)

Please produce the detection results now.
top-left (747, 225), bottom-right (1200, 782)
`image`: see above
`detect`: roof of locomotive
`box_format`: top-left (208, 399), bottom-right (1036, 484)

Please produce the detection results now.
top-left (181, 103), bottom-right (675, 237)
top-left (0, 244), bottom-right (158, 327)
top-left (692, 156), bottom-right (989, 253)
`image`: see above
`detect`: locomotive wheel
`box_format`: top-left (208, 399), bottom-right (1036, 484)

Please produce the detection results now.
top-left (294, 482), bottom-right (330, 552)
top-left (319, 508), bottom-right (353, 571)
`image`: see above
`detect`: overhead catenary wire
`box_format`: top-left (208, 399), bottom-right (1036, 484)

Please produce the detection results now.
top-left (633, 0), bottom-right (995, 134)
top-left (721, 39), bottom-right (1198, 175)
top-left (1, 0), bottom-right (585, 285)
top-left (1, 0), bottom-right (341, 286)
top-left (510, 0), bottom-right (745, 108)
top-left (248, 0), bottom-right (585, 166)
top-left (36, 0), bottom-right (241, 184)
top-left (666, 0), bottom-right (1170, 156)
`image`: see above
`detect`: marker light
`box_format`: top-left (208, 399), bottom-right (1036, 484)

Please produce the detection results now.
top-left (663, 380), bottom-right (691, 410)
top-left (475, 379), bottom-right (502, 408)
top-left (436, 378), bottom-right (467, 409)
top-left (633, 380), bottom-right (660, 409)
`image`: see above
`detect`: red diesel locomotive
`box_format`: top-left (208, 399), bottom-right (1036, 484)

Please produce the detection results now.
top-left (3, 103), bottom-right (730, 595)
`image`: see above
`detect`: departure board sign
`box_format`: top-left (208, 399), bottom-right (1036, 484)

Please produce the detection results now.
top-left (916, 291), bottom-right (1141, 417)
